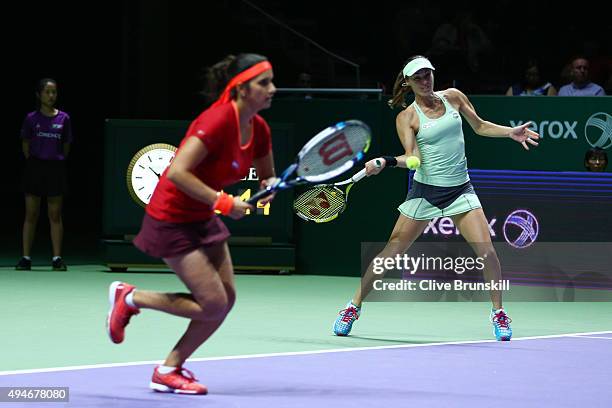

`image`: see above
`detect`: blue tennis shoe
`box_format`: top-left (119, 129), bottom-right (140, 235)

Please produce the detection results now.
top-left (490, 308), bottom-right (512, 341)
top-left (333, 301), bottom-right (360, 336)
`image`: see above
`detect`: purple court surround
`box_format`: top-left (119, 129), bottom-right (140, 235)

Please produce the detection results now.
top-left (1, 334), bottom-right (611, 407)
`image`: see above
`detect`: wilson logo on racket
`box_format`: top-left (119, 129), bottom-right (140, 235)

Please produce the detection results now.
top-left (247, 120), bottom-right (371, 206)
top-left (318, 133), bottom-right (354, 166)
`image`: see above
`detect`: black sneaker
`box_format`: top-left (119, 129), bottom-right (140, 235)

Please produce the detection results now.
top-left (52, 257), bottom-right (67, 271)
top-left (15, 257), bottom-right (31, 271)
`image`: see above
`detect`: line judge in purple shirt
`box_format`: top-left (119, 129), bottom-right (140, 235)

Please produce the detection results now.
top-left (16, 78), bottom-right (73, 271)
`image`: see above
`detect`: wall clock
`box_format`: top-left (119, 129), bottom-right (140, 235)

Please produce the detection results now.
top-left (126, 143), bottom-right (177, 207)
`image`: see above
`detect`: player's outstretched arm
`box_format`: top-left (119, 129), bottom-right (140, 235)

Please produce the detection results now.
top-left (447, 88), bottom-right (540, 149)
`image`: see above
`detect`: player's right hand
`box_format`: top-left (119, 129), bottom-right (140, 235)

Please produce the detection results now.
top-left (365, 158), bottom-right (384, 176)
top-left (229, 198), bottom-right (254, 220)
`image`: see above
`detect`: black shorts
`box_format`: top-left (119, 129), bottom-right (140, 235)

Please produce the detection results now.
top-left (399, 180), bottom-right (482, 220)
top-left (22, 157), bottom-right (68, 196)
top-left (406, 180), bottom-right (476, 209)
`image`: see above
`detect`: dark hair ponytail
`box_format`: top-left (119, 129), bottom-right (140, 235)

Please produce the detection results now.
top-left (388, 71), bottom-right (410, 109)
top-left (200, 53), bottom-right (268, 103)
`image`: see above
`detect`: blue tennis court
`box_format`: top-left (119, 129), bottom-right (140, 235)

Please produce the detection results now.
top-left (2, 331), bottom-right (611, 407)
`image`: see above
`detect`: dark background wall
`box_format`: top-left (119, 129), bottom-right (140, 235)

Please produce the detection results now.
top-left (3, 0), bottom-right (610, 262)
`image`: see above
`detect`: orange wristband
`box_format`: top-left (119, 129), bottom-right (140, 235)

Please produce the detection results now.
top-left (212, 192), bottom-right (234, 215)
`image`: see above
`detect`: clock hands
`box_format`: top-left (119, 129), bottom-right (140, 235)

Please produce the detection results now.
top-left (149, 167), bottom-right (161, 179)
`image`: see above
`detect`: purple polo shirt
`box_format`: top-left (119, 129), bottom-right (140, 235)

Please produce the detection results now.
top-left (558, 82), bottom-right (606, 96)
top-left (20, 110), bottom-right (73, 160)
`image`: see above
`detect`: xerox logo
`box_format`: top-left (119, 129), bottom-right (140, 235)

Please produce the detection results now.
top-left (423, 216), bottom-right (497, 237)
top-left (423, 209), bottom-right (540, 248)
top-left (503, 210), bottom-right (539, 249)
top-left (509, 120), bottom-right (578, 139)
top-left (509, 112), bottom-right (612, 149)
top-left (585, 112), bottom-right (612, 149)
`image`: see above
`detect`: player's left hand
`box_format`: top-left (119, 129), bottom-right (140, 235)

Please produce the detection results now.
top-left (510, 122), bottom-right (540, 150)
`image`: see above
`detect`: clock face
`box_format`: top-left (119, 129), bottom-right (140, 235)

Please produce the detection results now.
top-left (127, 143), bottom-right (177, 206)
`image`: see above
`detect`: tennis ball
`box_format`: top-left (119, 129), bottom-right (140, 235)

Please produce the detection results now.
top-left (406, 156), bottom-right (420, 170)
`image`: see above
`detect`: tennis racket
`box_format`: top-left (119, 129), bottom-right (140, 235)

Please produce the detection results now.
top-left (247, 120), bottom-right (371, 205)
top-left (293, 159), bottom-right (381, 223)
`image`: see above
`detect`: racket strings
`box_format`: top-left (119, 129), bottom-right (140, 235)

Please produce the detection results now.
top-left (293, 186), bottom-right (346, 221)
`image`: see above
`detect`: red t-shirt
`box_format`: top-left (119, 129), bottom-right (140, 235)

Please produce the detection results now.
top-left (146, 102), bottom-right (272, 223)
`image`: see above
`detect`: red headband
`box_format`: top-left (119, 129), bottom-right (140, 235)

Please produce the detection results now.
top-left (211, 61), bottom-right (273, 107)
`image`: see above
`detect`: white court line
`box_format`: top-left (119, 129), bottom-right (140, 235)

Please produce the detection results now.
top-left (2, 329), bottom-right (611, 377)
top-left (568, 335), bottom-right (612, 340)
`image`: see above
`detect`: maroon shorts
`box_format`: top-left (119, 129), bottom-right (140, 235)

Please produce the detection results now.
top-left (133, 213), bottom-right (230, 259)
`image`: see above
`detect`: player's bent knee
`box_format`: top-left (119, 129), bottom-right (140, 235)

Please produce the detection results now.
top-left (480, 247), bottom-right (499, 262)
top-left (196, 298), bottom-right (230, 321)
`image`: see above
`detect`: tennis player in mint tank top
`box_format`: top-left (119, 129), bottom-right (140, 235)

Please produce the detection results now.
top-left (333, 56), bottom-right (540, 341)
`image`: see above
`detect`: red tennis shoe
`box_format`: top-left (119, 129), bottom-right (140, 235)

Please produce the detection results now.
top-left (106, 281), bottom-right (139, 344)
top-left (150, 366), bottom-right (208, 395)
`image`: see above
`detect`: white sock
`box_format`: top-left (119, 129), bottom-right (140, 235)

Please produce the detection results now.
top-left (23, 256), bottom-right (31, 261)
top-left (52, 256), bottom-right (61, 262)
top-left (125, 291), bottom-right (137, 308)
top-left (492, 308), bottom-right (504, 314)
top-left (350, 301), bottom-right (361, 310)
top-left (157, 365), bottom-right (177, 374)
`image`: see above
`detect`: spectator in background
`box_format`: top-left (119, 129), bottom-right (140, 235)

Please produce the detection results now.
top-left (584, 147), bottom-right (608, 172)
top-left (506, 60), bottom-right (557, 96)
top-left (16, 78), bottom-right (72, 272)
top-left (559, 57), bottom-right (606, 96)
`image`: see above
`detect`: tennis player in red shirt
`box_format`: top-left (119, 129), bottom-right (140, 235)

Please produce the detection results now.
top-left (106, 53), bottom-right (277, 395)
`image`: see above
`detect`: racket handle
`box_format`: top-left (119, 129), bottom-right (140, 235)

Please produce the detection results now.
top-left (247, 187), bottom-right (273, 205)
top-left (352, 158), bottom-right (382, 182)
top-left (352, 168), bottom-right (367, 182)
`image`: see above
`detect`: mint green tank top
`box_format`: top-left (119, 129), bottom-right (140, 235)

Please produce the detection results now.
top-left (411, 92), bottom-right (470, 187)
